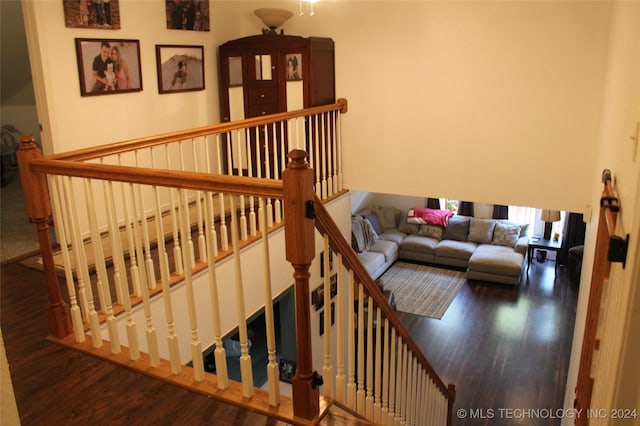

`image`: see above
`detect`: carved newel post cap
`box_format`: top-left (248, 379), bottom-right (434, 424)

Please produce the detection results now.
top-left (288, 149), bottom-right (309, 169)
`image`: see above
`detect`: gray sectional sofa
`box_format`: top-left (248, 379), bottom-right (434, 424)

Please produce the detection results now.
top-left (352, 207), bottom-right (529, 285)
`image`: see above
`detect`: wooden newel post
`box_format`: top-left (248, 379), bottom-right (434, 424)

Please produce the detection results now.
top-left (16, 135), bottom-right (72, 339)
top-left (282, 149), bottom-right (320, 420)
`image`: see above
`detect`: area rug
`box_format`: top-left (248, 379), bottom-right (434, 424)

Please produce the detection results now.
top-left (379, 262), bottom-right (466, 319)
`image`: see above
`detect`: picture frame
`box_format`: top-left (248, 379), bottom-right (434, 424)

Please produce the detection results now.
top-left (285, 53), bottom-right (302, 81)
top-left (156, 45), bottom-right (205, 94)
top-left (165, 0), bottom-right (210, 31)
top-left (279, 359), bottom-right (296, 383)
top-left (63, 0), bottom-right (121, 29)
top-left (75, 38), bottom-right (142, 96)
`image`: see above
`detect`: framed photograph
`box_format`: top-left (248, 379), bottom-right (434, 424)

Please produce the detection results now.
top-left (63, 0), bottom-right (121, 29)
top-left (279, 359), bottom-right (296, 383)
top-left (285, 53), bottom-right (302, 81)
top-left (75, 39), bottom-right (142, 96)
top-left (165, 0), bottom-right (210, 31)
top-left (156, 45), bottom-right (205, 94)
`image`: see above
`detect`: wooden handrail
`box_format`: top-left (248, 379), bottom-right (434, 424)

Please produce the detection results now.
top-left (312, 194), bottom-right (456, 407)
top-left (44, 99), bottom-right (348, 163)
top-left (27, 157), bottom-right (283, 199)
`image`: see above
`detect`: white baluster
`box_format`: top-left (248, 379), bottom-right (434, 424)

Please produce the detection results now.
top-left (260, 198), bottom-right (280, 406)
top-left (331, 110), bottom-right (338, 195)
top-left (178, 143), bottom-right (196, 268)
top-left (247, 129), bottom-right (257, 237)
top-left (322, 234), bottom-right (333, 398)
top-left (400, 343), bottom-right (408, 425)
top-left (126, 183), bottom-right (149, 294)
top-left (179, 189), bottom-right (205, 382)
top-left (165, 144), bottom-right (183, 275)
top-left (49, 177), bottom-right (85, 342)
top-left (374, 306), bottom-right (382, 423)
top-left (106, 180), bottom-right (140, 360)
top-left (313, 114), bottom-right (321, 198)
top-left (99, 165), bottom-right (123, 304)
top-left (321, 112), bottom-right (330, 198)
top-left (381, 318), bottom-right (391, 425)
top-left (336, 110), bottom-right (344, 192)
top-left (203, 191), bottom-right (228, 389)
top-left (334, 253), bottom-right (345, 403)
top-left (203, 143), bottom-right (219, 258)
top-left (229, 195), bottom-right (254, 397)
top-left (264, 125), bottom-right (274, 228)
top-left (365, 295), bottom-right (374, 419)
top-left (388, 328), bottom-right (397, 426)
top-left (150, 152), bottom-right (171, 282)
top-left (63, 177), bottom-right (93, 328)
top-left (84, 179), bottom-right (120, 353)
top-left (394, 338), bottom-right (403, 425)
top-left (127, 183), bottom-right (161, 367)
top-left (346, 270), bottom-right (357, 410)
top-left (134, 152), bottom-right (157, 289)
top-left (356, 282), bottom-right (366, 415)
top-left (191, 140), bottom-right (207, 262)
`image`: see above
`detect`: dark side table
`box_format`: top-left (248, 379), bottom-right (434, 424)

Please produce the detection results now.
top-left (527, 237), bottom-right (562, 275)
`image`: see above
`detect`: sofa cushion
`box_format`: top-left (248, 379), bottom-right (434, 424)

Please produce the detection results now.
top-left (398, 219), bottom-right (420, 235)
top-left (492, 222), bottom-right (521, 248)
top-left (400, 235), bottom-right (439, 254)
top-left (369, 239), bottom-right (398, 262)
top-left (357, 251), bottom-right (385, 274)
top-left (418, 224), bottom-right (443, 240)
top-left (379, 230), bottom-right (406, 245)
top-left (469, 245), bottom-right (524, 277)
top-left (435, 240), bottom-right (477, 261)
top-left (468, 218), bottom-right (496, 244)
top-left (442, 215), bottom-right (470, 241)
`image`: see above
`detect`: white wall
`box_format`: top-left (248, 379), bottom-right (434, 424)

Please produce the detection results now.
top-left (24, 0), bottom-right (612, 214)
top-left (562, 1), bottom-right (640, 423)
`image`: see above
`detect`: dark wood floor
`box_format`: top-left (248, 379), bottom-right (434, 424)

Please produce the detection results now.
top-left (397, 260), bottom-right (579, 426)
top-left (1, 255), bottom-right (577, 425)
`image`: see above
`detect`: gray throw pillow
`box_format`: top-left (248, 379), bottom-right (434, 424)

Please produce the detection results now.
top-left (492, 222), bottom-right (521, 247)
top-left (442, 215), bottom-right (470, 241)
top-left (468, 218), bottom-right (496, 244)
top-left (364, 213), bottom-right (383, 235)
top-left (375, 206), bottom-right (397, 230)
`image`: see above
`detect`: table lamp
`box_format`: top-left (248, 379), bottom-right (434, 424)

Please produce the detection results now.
top-left (540, 209), bottom-right (561, 240)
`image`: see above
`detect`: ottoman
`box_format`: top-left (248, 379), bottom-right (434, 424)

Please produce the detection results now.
top-left (467, 244), bottom-right (525, 285)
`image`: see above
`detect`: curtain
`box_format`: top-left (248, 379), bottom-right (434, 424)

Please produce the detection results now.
top-left (558, 213), bottom-right (586, 265)
top-left (492, 205), bottom-right (509, 219)
top-left (458, 201), bottom-right (474, 217)
top-left (426, 198), bottom-right (441, 209)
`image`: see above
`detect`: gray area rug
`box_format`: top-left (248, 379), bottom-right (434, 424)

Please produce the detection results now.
top-left (380, 261), bottom-right (466, 319)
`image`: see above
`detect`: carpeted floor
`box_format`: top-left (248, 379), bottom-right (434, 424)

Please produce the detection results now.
top-left (0, 168), bottom-right (49, 263)
top-left (379, 261), bottom-right (466, 319)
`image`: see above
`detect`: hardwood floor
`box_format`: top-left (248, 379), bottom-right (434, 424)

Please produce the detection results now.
top-left (397, 260), bottom-right (579, 426)
top-left (1, 256), bottom-right (578, 425)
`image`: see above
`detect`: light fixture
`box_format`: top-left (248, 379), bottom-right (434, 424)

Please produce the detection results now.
top-left (299, 0), bottom-right (317, 16)
top-left (540, 209), bottom-right (561, 240)
top-left (254, 8), bottom-right (293, 34)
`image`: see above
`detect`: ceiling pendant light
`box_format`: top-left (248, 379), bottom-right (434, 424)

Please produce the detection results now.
top-left (299, 0), bottom-right (316, 16)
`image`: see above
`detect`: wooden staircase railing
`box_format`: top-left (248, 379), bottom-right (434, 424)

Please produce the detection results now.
top-left (17, 99), bottom-right (455, 425)
top-left (313, 193), bottom-right (456, 425)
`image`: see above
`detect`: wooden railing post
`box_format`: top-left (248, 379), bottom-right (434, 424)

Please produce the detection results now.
top-left (17, 135), bottom-right (72, 338)
top-left (282, 149), bottom-right (320, 420)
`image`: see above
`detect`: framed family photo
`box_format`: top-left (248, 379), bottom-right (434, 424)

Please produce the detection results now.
top-left (165, 0), bottom-right (210, 31)
top-left (156, 45), bottom-right (205, 94)
top-left (75, 38), bottom-right (142, 96)
top-left (63, 0), bottom-right (121, 29)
